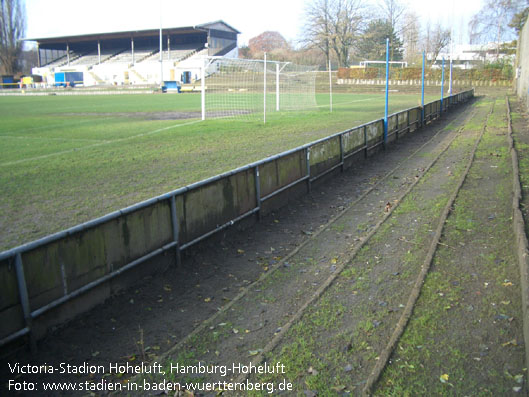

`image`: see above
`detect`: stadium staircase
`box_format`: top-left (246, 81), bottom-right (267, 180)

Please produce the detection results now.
top-left (179, 47), bottom-right (206, 62)
top-left (136, 49), bottom-right (158, 64)
top-left (100, 48), bottom-right (128, 64)
top-left (130, 69), bottom-right (147, 84)
top-left (88, 71), bottom-right (104, 85)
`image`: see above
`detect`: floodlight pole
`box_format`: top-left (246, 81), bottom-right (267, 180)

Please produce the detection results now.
top-left (329, 59), bottom-right (333, 112)
top-left (384, 38), bottom-right (389, 146)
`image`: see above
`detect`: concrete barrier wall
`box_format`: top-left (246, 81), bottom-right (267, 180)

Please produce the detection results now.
top-left (0, 89), bottom-right (474, 349)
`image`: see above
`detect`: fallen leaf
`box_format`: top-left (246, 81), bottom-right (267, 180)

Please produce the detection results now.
top-left (331, 385), bottom-right (346, 392)
top-left (237, 249), bottom-right (245, 254)
top-left (501, 301), bottom-right (511, 305)
top-left (385, 202), bottom-right (392, 212)
top-left (163, 285), bottom-right (172, 292)
top-left (204, 297), bottom-right (212, 302)
top-left (440, 374), bottom-right (449, 383)
top-left (514, 374), bottom-right (524, 384)
top-left (502, 339), bottom-right (518, 347)
top-left (331, 258), bottom-right (338, 264)
top-left (249, 349), bottom-right (263, 356)
top-left (503, 282), bottom-right (514, 287)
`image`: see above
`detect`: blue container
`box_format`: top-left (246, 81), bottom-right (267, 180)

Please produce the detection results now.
top-left (0, 76), bottom-right (14, 89)
top-left (55, 72), bottom-right (84, 87)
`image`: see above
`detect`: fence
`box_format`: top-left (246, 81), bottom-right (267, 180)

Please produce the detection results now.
top-left (0, 89), bottom-right (474, 350)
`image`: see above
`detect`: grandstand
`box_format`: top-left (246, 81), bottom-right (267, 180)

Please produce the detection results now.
top-left (25, 21), bottom-right (239, 87)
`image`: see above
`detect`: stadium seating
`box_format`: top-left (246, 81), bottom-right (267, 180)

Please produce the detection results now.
top-left (142, 43), bottom-right (204, 63)
top-left (70, 48), bottom-right (118, 66)
top-left (56, 43), bottom-right (203, 69)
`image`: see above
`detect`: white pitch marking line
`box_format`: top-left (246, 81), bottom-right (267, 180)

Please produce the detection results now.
top-left (0, 135), bottom-right (105, 143)
top-left (0, 116), bottom-right (115, 135)
top-left (314, 97), bottom-right (375, 108)
top-left (0, 119), bottom-right (202, 167)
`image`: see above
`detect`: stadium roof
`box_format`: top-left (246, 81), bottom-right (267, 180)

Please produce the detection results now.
top-left (23, 20), bottom-right (240, 44)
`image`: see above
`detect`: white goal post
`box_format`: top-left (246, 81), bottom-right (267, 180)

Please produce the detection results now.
top-left (200, 56), bottom-right (318, 122)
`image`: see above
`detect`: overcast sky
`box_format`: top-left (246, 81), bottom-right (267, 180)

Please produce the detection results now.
top-left (25, 0), bottom-right (483, 46)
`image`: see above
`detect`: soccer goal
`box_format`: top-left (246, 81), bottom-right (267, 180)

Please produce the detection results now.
top-left (200, 56), bottom-right (318, 122)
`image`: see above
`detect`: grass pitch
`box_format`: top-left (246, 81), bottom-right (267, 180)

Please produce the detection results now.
top-left (0, 91), bottom-right (438, 250)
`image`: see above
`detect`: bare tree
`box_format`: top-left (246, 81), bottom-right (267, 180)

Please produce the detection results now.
top-left (301, 0), bottom-right (367, 67)
top-left (378, 0), bottom-right (406, 33)
top-left (248, 31), bottom-right (290, 55)
top-left (329, 0), bottom-right (366, 66)
top-left (424, 23), bottom-right (451, 67)
top-left (401, 11), bottom-right (420, 64)
top-left (301, 0), bottom-right (332, 68)
top-left (377, 0), bottom-right (409, 62)
top-left (469, 0), bottom-right (527, 57)
top-left (0, 0), bottom-right (26, 74)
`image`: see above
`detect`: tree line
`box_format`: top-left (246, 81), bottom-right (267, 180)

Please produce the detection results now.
top-left (241, 0), bottom-right (529, 70)
top-left (1, 0), bottom-right (528, 76)
top-left (0, 0), bottom-right (25, 75)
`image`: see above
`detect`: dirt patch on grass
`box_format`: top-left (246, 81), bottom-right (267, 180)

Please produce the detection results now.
top-left (63, 110), bottom-right (252, 120)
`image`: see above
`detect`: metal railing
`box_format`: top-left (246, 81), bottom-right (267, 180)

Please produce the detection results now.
top-left (0, 89), bottom-right (474, 350)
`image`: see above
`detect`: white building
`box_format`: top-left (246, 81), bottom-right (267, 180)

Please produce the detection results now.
top-left (432, 43), bottom-right (515, 69)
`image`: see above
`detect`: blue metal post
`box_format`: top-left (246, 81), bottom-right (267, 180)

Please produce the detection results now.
top-left (421, 51), bottom-right (425, 125)
top-left (449, 58), bottom-right (453, 95)
top-left (441, 58), bottom-right (445, 113)
top-left (384, 38), bottom-right (389, 146)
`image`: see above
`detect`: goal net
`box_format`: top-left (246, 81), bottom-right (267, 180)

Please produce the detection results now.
top-left (202, 57), bottom-right (317, 121)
